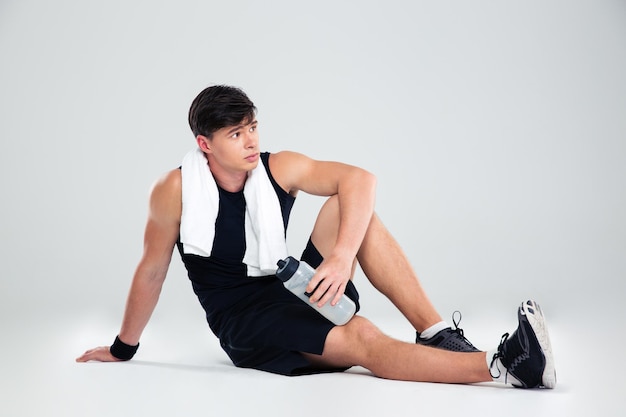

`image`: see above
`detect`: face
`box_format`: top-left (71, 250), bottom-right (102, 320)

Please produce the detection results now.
top-left (197, 119), bottom-right (260, 175)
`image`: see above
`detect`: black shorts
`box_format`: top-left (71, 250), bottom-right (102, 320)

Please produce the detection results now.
top-left (216, 239), bottom-right (360, 376)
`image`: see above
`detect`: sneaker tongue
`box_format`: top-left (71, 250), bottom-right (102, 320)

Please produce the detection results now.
top-left (500, 330), bottom-right (526, 367)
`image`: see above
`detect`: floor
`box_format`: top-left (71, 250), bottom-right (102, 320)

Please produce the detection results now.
top-left (2, 301), bottom-right (622, 417)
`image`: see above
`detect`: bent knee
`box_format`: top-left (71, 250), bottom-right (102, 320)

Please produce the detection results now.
top-left (310, 195), bottom-right (341, 253)
top-left (345, 316), bottom-right (383, 344)
top-left (325, 316), bottom-right (384, 360)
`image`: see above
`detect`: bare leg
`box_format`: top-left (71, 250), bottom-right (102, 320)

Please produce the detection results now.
top-left (303, 316), bottom-right (491, 383)
top-left (310, 196), bottom-right (443, 332)
top-left (307, 198), bottom-right (554, 388)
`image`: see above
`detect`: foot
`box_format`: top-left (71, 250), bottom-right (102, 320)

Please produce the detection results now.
top-left (490, 300), bottom-right (557, 389)
top-left (416, 311), bottom-right (479, 352)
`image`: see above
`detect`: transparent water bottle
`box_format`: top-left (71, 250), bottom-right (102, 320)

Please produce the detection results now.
top-left (276, 256), bottom-right (356, 325)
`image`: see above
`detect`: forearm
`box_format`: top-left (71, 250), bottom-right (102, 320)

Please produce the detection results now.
top-left (76, 169), bottom-right (180, 362)
top-left (117, 265), bottom-right (166, 345)
top-left (333, 169), bottom-right (377, 260)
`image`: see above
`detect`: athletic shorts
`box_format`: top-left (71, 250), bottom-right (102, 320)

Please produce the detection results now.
top-left (216, 239), bottom-right (361, 376)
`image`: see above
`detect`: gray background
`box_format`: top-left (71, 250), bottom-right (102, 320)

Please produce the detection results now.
top-left (1, 1), bottom-right (625, 416)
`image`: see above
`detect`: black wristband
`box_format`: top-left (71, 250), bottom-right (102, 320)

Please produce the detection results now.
top-left (109, 335), bottom-right (139, 361)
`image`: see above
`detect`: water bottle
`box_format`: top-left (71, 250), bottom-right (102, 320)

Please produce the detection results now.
top-left (276, 256), bottom-right (356, 325)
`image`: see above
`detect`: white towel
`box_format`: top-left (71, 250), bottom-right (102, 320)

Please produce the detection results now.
top-left (180, 148), bottom-right (288, 276)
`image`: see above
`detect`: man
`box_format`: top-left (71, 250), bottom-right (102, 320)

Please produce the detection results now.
top-left (77, 85), bottom-right (556, 389)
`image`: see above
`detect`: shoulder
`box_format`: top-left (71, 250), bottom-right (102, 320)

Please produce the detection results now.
top-left (268, 150), bottom-right (315, 174)
top-left (268, 151), bottom-right (376, 197)
top-left (267, 151), bottom-right (314, 194)
top-left (148, 169), bottom-right (182, 222)
top-left (151, 168), bottom-right (181, 198)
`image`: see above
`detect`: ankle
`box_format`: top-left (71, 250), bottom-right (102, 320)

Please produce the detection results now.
top-left (417, 321), bottom-right (449, 340)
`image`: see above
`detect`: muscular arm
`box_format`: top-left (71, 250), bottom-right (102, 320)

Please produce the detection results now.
top-left (270, 151), bottom-right (377, 306)
top-left (76, 169), bottom-right (181, 362)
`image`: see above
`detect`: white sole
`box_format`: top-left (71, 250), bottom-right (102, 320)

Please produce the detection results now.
top-left (521, 300), bottom-right (557, 389)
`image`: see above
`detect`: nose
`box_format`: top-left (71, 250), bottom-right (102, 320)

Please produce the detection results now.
top-left (244, 130), bottom-right (257, 148)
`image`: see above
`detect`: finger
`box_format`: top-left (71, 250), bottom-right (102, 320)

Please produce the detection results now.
top-left (331, 283), bottom-right (346, 306)
top-left (76, 348), bottom-right (97, 362)
top-left (316, 281), bottom-right (339, 307)
top-left (309, 277), bottom-right (333, 304)
top-left (305, 280), bottom-right (319, 297)
top-left (76, 346), bottom-right (114, 362)
top-left (305, 271), bottom-right (324, 294)
top-left (76, 351), bottom-right (93, 362)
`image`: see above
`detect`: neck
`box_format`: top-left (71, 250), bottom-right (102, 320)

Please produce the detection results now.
top-left (206, 156), bottom-right (249, 193)
top-left (214, 173), bottom-right (247, 192)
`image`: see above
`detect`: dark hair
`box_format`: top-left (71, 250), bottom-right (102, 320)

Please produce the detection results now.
top-left (188, 85), bottom-right (257, 139)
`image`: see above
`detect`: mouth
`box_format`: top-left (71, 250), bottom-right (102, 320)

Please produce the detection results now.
top-left (245, 153), bottom-right (259, 162)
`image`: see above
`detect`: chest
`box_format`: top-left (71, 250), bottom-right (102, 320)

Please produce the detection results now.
top-left (211, 188), bottom-right (246, 261)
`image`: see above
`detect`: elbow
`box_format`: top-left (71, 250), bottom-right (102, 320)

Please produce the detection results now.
top-left (337, 167), bottom-right (377, 198)
top-left (360, 169), bottom-right (377, 194)
top-left (348, 168), bottom-right (377, 201)
top-left (134, 261), bottom-right (169, 288)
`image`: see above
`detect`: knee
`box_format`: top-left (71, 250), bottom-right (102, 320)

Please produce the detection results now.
top-left (318, 195), bottom-right (340, 225)
top-left (321, 315), bottom-right (388, 367)
top-left (342, 316), bottom-right (384, 349)
top-left (310, 195), bottom-right (341, 253)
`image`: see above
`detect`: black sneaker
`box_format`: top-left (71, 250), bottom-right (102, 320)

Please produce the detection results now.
top-left (416, 311), bottom-right (479, 352)
top-left (490, 300), bottom-right (556, 389)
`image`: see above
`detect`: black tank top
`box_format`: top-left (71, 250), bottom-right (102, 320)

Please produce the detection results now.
top-left (176, 152), bottom-right (295, 286)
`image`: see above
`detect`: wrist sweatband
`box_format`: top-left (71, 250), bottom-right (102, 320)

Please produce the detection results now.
top-left (109, 335), bottom-right (139, 361)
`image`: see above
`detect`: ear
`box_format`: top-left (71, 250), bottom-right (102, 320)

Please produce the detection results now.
top-left (196, 135), bottom-right (212, 154)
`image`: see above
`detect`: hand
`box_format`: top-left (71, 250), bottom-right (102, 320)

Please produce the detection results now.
top-left (76, 346), bottom-right (122, 363)
top-left (305, 254), bottom-right (353, 308)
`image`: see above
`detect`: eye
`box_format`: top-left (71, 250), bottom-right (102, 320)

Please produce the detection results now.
top-left (249, 125), bottom-right (256, 133)
top-left (231, 132), bottom-right (240, 138)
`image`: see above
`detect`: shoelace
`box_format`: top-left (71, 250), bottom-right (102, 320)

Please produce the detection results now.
top-left (451, 310), bottom-right (477, 348)
top-left (489, 332), bottom-right (510, 378)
